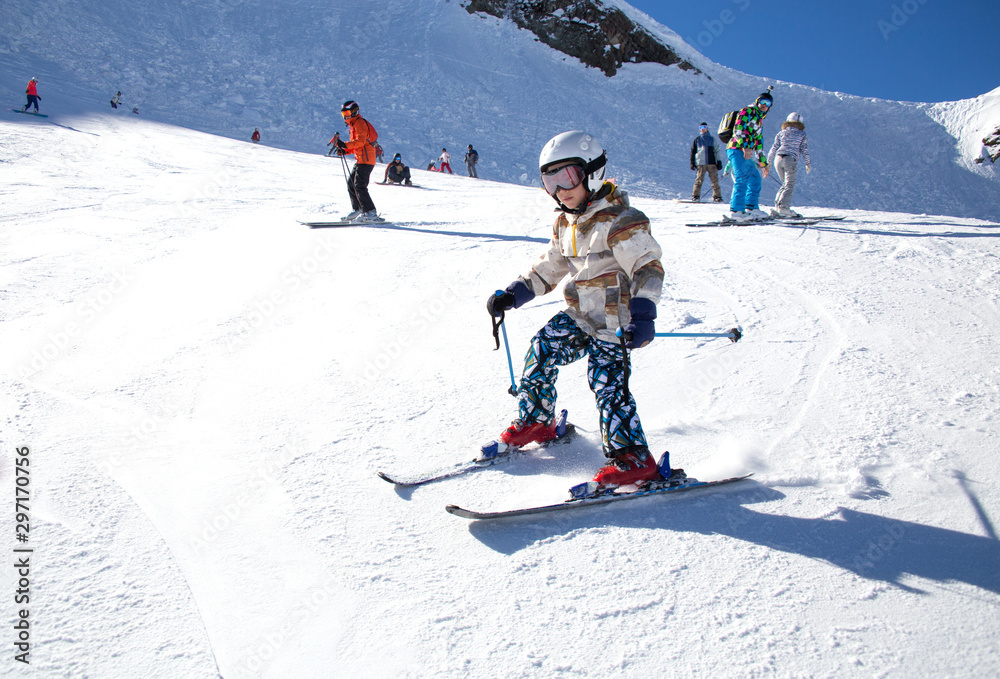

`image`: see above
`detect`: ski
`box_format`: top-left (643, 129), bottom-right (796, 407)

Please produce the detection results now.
top-left (771, 214), bottom-right (846, 221)
top-left (378, 410), bottom-right (574, 487)
top-left (300, 217), bottom-right (389, 228)
top-left (11, 109), bottom-right (48, 117)
top-left (446, 472), bottom-right (754, 520)
top-left (685, 218), bottom-right (819, 227)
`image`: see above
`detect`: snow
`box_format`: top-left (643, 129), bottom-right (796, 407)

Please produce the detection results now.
top-left (2, 1), bottom-right (1000, 677)
top-left (3, 106), bottom-right (999, 678)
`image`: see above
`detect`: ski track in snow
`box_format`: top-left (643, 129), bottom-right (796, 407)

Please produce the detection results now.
top-left (2, 111), bottom-right (1000, 676)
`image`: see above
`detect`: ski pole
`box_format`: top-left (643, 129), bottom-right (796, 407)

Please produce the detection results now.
top-left (654, 328), bottom-right (742, 342)
top-left (490, 292), bottom-right (518, 397)
top-left (616, 329), bottom-right (631, 405)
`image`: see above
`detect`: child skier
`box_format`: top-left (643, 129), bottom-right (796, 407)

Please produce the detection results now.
top-left (726, 92), bottom-right (773, 222)
top-left (333, 100), bottom-right (379, 222)
top-left (487, 131), bottom-right (673, 498)
top-left (437, 148), bottom-right (453, 174)
top-left (767, 112), bottom-right (811, 218)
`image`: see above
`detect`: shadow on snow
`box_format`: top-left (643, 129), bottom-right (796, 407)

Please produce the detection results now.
top-left (466, 480), bottom-right (1000, 596)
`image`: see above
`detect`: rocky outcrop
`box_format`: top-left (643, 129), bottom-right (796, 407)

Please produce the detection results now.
top-left (464, 0), bottom-right (700, 77)
top-left (977, 125), bottom-right (1000, 164)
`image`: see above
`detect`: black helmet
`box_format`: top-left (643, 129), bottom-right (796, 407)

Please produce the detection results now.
top-left (341, 100), bottom-right (359, 118)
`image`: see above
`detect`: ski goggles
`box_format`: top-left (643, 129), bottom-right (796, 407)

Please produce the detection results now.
top-left (541, 164), bottom-right (586, 195)
top-left (758, 99), bottom-right (772, 108)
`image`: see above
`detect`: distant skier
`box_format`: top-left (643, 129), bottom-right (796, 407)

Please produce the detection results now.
top-left (132, 106), bottom-right (139, 115)
top-left (374, 142), bottom-right (385, 164)
top-left (437, 148), bottom-right (453, 174)
top-left (22, 77), bottom-right (41, 113)
top-left (689, 122), bottom-right (723, 202)
top-left (333, 100), bottom-right (379, 222)
top-left (110, 91), bottom-right (122, 109)
top-left (251, 128), bottom-right (261, 143)
top-left (767, 112), bottom-right (811, 218)
top-left (487, 131), bottom-right (676, 498)
top-left (465, 144), bottom-right (479, 178)
top-left (327, 132), bottom-right (341, 156)
top-left (382, 153), bottom-right (412, 185)
top-left (726, 92), bottom-right (773, 222)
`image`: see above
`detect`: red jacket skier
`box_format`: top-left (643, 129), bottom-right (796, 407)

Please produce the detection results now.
top-left (23, 77), bottom-right (41, 113)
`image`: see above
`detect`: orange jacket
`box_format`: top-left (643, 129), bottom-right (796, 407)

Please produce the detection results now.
top-left (344, 115), bottom-right (377, 165)
top-left (26, 80), bottom-right (38, 96)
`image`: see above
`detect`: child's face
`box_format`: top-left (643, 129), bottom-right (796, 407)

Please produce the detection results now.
top-left (556, 181), bottom-right (589, 210)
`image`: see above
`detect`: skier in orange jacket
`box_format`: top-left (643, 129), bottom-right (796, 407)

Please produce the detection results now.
top-left (333, 100), bottom-right (379, 222)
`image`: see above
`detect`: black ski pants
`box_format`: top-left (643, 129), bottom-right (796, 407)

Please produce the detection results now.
top-left (348, 162), bottom-right (376, 213)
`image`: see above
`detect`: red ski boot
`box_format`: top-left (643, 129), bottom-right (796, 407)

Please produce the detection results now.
top-left (500, 419), bottom-right (560, 448)
top-left (569, 446), bottom-right (659, 499)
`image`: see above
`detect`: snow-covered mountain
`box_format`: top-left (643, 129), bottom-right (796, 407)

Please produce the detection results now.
top-left (1, 0), bottom-right (997, 220)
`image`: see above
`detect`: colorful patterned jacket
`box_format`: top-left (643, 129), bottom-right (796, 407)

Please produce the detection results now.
top-left (727, 104), bottom-right (769, 166)
top-left (517, 183), bottom-right (664, 343)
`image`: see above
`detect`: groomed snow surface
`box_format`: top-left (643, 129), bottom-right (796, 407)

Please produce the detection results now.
top-left (2, 113), bottom-right (999, 678)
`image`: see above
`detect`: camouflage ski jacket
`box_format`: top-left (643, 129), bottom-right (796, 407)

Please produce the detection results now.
top-left (517, 183), bottom-right (664, 343)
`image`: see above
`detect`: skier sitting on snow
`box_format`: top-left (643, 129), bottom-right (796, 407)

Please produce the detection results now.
top-left (383, 154), bottom-right (412, 185)
top-left (487, 131), bottom-right (672, 496)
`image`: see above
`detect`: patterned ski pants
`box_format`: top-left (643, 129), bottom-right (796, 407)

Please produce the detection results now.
top-left (517, 312), bottom-right (647, 456)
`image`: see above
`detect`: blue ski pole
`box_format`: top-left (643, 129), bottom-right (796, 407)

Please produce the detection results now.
top-left (654, 328), bottom-right (742, 342)
top-left (490, 291), bottom-right (518, 397)
top-left (500, 320), bottom-right (517, 396)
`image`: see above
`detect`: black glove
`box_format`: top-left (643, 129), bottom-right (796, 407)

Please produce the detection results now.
top-left (622, 297), bottom-right (656, 349)
top-left (487, 290), bottom-right (514, 318)
top-left (716, 160), bottom-right (723, 170)
top-left (487, 281), bottom-right (535, 317)
top-left (690, 164), bottom-right (697, 171)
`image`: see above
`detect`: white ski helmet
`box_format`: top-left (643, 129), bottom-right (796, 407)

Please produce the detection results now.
top-left (786, 112), bottom-right (803, 124)
top-left (539, 130), bottom-right (607, 190)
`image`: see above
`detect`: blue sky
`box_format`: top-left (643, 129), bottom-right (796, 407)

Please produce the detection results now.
top-left (627, 0), bottom-right (999, 103)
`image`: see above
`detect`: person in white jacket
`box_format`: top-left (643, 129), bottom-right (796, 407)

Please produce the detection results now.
top-left (767, 112), bottom-right (811, 218)
top-left (437, 148), bottom-right (453, 174)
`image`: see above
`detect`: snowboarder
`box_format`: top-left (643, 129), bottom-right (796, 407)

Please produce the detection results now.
top-left (332, 100), bottom-right (379, 222)
top-left (726, 92), bottom-right (773, 222)
top-left (437, 148), bottom-right (453, 174)
top-left (382, 153), bottom-right (412, 185)
top-left (110, 91), bottom-right (122, 109)
top-left (487, 131), bottom-right (667, 493)
top-left (465, 145), bottom-right (479, 178)
top-left (23, 77), bottom-right (41, 113)
top-left (251, 128), bottom-right (261, 143)
top-left (690, 122), bottom-right (723, 202)
top-left (767, 112), bottom-right (811, 218)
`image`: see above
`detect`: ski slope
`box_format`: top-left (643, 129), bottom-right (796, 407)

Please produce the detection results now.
top-left (2, 109), bottom-right (999, 678)
top-left (1, 0), bottom-right (998, 222)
